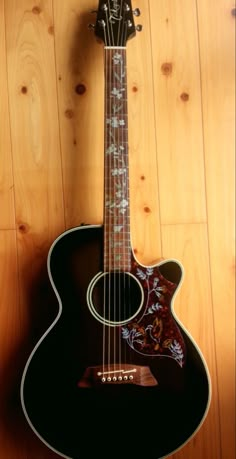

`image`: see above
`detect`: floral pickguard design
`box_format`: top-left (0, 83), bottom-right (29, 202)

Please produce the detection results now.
top-left (121, 262), bottom-right (186, 367)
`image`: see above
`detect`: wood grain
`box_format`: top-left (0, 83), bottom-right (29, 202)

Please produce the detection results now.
top-left (0, 1), bottom-right (15, 229)
top-left (5, 0), bottom-right (65, 308)
top-left (197, 1), bottom-right (235, 457)
top-left (5, 0), bottom-right (65, 241)
top-left (127, 0), bottom-right (162, 263)
top-left (0, 1), bottom-right (235, 458)
top-left (53, 0), bottom-right (105, 227)
top-left (150, 0), bottom-right (207, 225)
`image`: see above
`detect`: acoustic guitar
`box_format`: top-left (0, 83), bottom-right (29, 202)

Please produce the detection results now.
top-left (21, 2), bottom-right (211, 458)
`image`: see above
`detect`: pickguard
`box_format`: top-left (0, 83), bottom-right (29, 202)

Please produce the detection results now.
top-left (122, 259), bottom-right (186, 367)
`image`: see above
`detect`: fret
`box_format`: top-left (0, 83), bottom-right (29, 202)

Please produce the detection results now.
top-left (104, 243), bottom-right (131, 247)
top-left (104, 235), bottom-right (131, 241)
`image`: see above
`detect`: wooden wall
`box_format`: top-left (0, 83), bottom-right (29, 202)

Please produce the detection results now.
top-left (0, 1), bottom-right (235, 458)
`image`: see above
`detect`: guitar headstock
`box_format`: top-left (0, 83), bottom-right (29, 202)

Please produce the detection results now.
top-left (93, 1), bottom-right (142, 46)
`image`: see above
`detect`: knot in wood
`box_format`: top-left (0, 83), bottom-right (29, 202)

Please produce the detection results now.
top-left (75, 84), bottom-right (86, 95)
top-left (18, 223), bottom-right (30, 234)
top-left (32, 6), bottom-right (41, 14)
top-left (161, 62), bottom-right (173, 76)
top-left (65, 109), bottom-right (74, 119)
top-left (180, 92), bottom-right (190, 102)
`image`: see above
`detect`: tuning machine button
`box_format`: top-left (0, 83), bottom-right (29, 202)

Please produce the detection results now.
top-left (133, 8), bottom-right (141, 17)
top-left (88, 23), bottom-right (95, 30)
top-left (136, 24), bottom-right (143, 32)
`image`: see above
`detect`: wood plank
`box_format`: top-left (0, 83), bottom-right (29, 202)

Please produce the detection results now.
top-left (162, 223), bottom-right (221, 459)
top-left (0, 231), bottom-right (21, 459)
top-left (197, 1), bottom-right (235, 458)
top-left (128, 0), bottom-right (162, 264)
top-left (0, 230), bottom-right (26, 459)
top-left (53, 0), bottom-right (104, 228)
top-left (150, 0), bottom-right (207, 224)
top-left (0, 1), bottom-right (15, 229)
top-left (5, 0), bottom-right (65, 251)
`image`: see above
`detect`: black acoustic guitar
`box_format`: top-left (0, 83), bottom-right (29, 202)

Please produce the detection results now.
top-left (21, 2), bottom-right (211, 458)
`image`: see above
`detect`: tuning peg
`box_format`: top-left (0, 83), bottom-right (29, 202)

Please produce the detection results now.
top-left (133, 8), bottom-right (141, 17)
top-left (136, 24), bottom-right (143, 32)
top-left (88, 23), bottom-right (95, 30)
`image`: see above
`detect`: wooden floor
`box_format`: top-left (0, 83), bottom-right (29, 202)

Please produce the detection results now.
top-left (0, 1), bottom-right (235, 458)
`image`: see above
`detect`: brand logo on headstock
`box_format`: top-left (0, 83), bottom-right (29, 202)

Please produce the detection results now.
top-left (109, 0), bottom-right (122, 23)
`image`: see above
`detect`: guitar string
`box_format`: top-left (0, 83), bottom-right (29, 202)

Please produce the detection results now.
top-left (108, 0), bottom-right (115, 47)
top-left (117, 12), bottom-right (125, 373)
top-left (123, 21), bottom-right (129, 369)
top-left (106, 5), bottom-right (111, 50)
top-left (117, 0), bottom-right (124, 49)
top-left (120, 17), bottom-right (126, 371)
top-left (109, 45), bottom-right (112, 376)
top-left (103, 26), bottom-right (108, 378)
top-left (112, 45), bottom-right (116, 373)
top-left (112, 16), bottom-right (126, 373)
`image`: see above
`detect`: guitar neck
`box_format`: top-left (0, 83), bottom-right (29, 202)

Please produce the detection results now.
top-left (104, 47), bottom-right (131, 272)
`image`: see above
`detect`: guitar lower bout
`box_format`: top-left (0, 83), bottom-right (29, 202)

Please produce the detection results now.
top-left (20, 224), bottom-right (211, 459)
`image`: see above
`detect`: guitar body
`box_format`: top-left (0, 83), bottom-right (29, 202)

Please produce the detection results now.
top-left (21, 225), bottom-right (210, 459)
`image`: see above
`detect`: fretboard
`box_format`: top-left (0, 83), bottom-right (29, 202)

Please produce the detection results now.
top-left (104, 47), bottom-right (131, 272)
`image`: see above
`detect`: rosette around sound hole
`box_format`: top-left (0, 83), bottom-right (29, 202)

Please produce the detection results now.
top-left (88, 271), bottom-right (143, 325)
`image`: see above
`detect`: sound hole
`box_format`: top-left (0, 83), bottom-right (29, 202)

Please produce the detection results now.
top-left (89, 272), bottom-right (143, 325)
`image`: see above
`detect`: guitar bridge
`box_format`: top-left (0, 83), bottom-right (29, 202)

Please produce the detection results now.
top-left (78, 364), bottom-right (158, 388)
